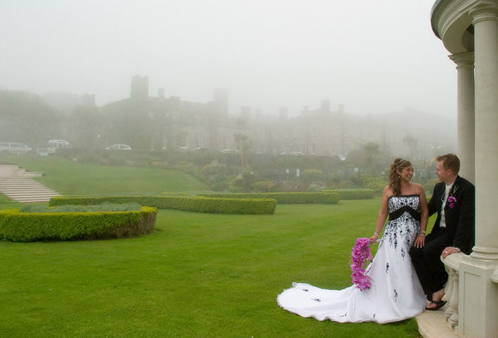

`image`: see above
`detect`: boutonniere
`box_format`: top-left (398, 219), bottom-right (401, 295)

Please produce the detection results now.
top-left (351, 238), bottom-right (372, 290)
top-left (448, 196), bottom-right (457, 209)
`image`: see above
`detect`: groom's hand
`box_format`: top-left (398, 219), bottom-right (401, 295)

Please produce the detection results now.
top-left (442, 246), bottom-right (460, 259)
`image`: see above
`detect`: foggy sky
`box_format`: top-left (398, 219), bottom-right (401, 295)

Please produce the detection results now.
top-left (0, 0), bottom-right (457, 117)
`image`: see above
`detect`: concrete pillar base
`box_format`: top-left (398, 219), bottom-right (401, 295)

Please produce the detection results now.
top-left (458, 255), bottom-right (498, 338)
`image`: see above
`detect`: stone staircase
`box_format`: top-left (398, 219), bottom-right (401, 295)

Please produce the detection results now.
top-left (0, 165), bottom-right (61, 203)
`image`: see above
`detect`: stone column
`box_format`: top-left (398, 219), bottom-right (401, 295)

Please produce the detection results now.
top-left (458, 4), bottom-right (498, 338)
top-left (471, 4), bottom-right (498, 261)
top-left (449, 52), bottom-right (475, 184)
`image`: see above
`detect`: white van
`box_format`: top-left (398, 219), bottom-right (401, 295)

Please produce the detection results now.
top-left (47, 139), bottom-right (70, 153)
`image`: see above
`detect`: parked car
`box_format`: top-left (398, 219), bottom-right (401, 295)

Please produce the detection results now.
top-left (106, 144), bottom-right (132, 150)
top-left (0, 142), bottom-right (32, 155)
top-left (36, 148), bottom-right (49, 156)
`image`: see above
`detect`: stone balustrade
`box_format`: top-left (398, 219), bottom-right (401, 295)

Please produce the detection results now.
top-left (443, 253), bottom-right (498, 337)
top-left (442, 253), bottom-right (465, 331)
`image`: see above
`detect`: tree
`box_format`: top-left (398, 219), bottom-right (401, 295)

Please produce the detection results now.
top-left (101, 99), bottom-right (151, 150)
top-left (363, 142), bottom-right (385, 175)
top-left (346, 142), bottom-right (388, 179)
top-left (0, 90), bottom-right (65, 147)
top-left (68, 106), bottom-right (106, 149)
top-left (402, 135), bottom-right (418, 158)
top-left (233, 132), bottom-right (251, 167)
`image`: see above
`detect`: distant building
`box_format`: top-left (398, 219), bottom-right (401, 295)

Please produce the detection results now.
top-left (80, 94), bottom-right (96, 107)
top-left (107, 75), bottom-right (457, 158)
top-left (130, 75), bottom-right (149, 102)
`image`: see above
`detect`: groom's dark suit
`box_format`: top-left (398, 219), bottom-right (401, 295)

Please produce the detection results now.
top-left (410, 175), bottom-right (475, 297)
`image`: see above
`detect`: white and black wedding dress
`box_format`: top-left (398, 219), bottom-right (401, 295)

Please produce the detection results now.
top-left (277, 195), bottom-right (427, 324)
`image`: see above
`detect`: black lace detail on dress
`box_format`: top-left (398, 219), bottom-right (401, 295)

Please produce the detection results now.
top-left (383, 195), bottom-right (421, 251)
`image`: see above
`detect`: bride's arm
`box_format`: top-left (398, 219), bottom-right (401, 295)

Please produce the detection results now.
top-left (370, 186), bottom-right (390, 243)
top-left (414, 184), bottom-right (428, 248)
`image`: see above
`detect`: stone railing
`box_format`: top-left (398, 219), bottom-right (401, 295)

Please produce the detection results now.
top-left (442, 252), bottom-right (465, 330)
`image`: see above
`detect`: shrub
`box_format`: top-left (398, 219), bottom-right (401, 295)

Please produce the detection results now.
top-left (230, 171), bottom-right (257, 192)
top-left (361, 175), bottom-right (387, 195)
top-left (0, 206), bottom-right (157, 242)
top-left (49, 196), bottom-right (277, 215)
top-left (302, 168), bottom-right (324, 183)
top-left (307, 183), bottom-right (326, 192)
top-left (322, 189), bottom-right (375, 200)
top-left (199, 192), bottom-right (340, 204)
top-left (252, 180), bottom-right (276, 192)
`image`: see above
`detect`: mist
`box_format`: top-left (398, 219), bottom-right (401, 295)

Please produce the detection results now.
top-left (1, 0), bottom-right (457, 117)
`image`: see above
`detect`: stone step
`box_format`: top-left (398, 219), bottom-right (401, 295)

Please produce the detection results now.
top-left (0, 165), bottom-right (42, 178)
top-left (0, 172), bottom-right (61, 203)
top-left (1, 191), bottom-right (59, 196)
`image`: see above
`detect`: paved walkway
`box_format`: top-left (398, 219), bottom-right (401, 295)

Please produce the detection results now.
top-left (0, 165), bottom-right (61, 203)
top-left (417, 305), bottom-right (459, 338)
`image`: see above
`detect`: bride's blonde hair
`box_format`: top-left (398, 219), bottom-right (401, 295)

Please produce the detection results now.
top-left (389, 158), bottom-right (412, 196)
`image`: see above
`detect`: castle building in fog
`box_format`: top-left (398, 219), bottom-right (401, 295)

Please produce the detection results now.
top-left (113, 74), bottom-right (456, 159)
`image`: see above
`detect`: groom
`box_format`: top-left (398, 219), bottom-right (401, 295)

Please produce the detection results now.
top-left (410, 154), bottom-right (475, 310)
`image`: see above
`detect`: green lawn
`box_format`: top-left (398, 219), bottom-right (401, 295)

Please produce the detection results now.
top-left (0, 156), bottom-right (422, 337)
top-left (0, 155), bottom-right (209, 196)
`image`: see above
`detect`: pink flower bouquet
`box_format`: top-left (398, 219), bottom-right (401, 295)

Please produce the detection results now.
top-left (351, 237), bottom-right (372, 290)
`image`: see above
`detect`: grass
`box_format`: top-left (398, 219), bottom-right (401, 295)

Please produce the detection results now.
top-left (0, 156), bottom-right (423, 338)
top-left (0, 155), bottom-right (209, 196)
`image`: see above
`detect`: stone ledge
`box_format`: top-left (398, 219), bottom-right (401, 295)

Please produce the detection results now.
top-left (417, 306), bottom-right (459, 338)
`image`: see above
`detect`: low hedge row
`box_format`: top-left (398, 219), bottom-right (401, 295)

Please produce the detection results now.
top-left (0, 206), bottom-right (157, 242)
top-left (49, 196), bottom-right (277, 215)
top-left (322, 189), bottom-right (375, 200)
top-left (199, 192), bottom-right (340, 204)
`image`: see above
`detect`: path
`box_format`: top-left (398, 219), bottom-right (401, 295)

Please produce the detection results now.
top-left (0, 165), bottom-right (61, 203)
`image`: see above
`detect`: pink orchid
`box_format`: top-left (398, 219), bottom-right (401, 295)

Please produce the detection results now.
top-left (351, 237), bottom-right (372, 290)
top-left (448, 196), bottom-right (457, 209)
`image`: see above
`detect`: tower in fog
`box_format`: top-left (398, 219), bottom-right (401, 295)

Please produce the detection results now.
top-left (130, 75), bottom-right (149, 101)
top-left (213, 88), bottom-right (229, 117)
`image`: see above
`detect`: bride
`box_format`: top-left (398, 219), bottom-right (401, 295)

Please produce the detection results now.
top-left (277, 158), bottom-right (428, 324)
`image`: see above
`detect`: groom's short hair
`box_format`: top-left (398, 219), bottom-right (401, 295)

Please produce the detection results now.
top-left (437, 154), bottom-right (460, 175)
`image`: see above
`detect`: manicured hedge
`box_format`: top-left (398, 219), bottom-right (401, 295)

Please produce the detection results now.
top-left (199, 192), bottom-right (340, 204)
top-left (0, 206), bottom-right (157, 242)
top-left (322, 189), bottom-right (375, 200)
top-left (49, 196), bottom-right (277, 215)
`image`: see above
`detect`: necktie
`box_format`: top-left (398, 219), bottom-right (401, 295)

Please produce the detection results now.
top-left (440, 185), bottom-right (451, 228)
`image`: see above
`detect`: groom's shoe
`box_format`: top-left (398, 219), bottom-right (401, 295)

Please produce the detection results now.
top-left (426, 288), bottom-right (446, 310)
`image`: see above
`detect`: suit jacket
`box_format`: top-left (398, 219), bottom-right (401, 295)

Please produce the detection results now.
top-left (427, 176), bottom-right (475, 254)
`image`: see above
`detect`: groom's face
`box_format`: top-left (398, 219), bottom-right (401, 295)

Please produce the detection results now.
top-left (435, 161), bottom-right (451, 183)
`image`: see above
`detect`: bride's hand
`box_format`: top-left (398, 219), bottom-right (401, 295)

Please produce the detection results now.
top-left (414, 234), bottom-right (426, 248)
top-left (369, 233), bottom-right (379, 244)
